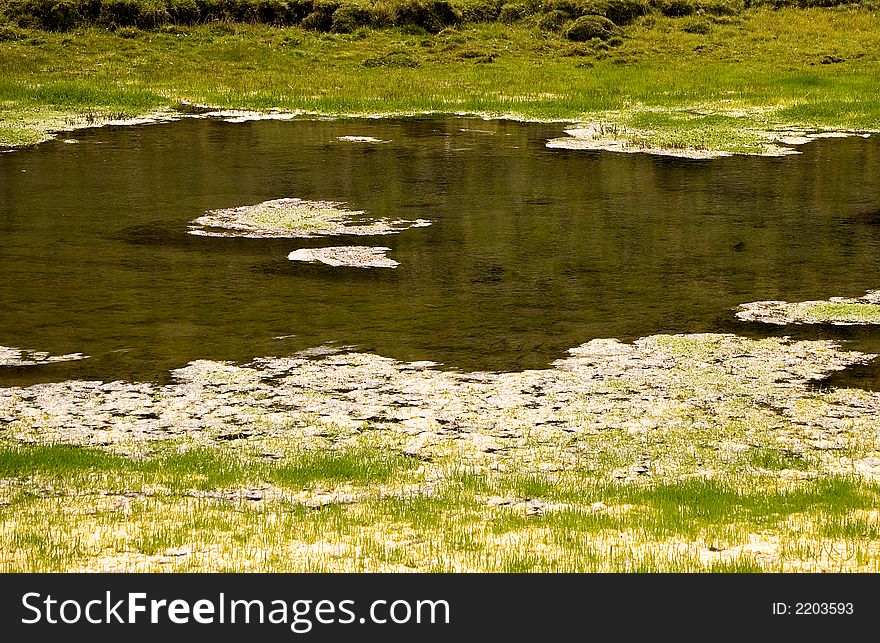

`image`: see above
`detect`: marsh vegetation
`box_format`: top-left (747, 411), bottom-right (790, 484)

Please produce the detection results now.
top-left (3, 333), bottom-right (880, 572)
top-left (2, 0), bottom-right (880, 573)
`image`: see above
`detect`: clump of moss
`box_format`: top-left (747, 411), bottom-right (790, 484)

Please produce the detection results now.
top-left (603, 0), bottom-right (649, 24)
top-left (459, 0), bottom-right (503, 22)
top-left (681, 14), bottom-right (711, 31)
top-left (389, 0), bottom-right (460, 32)
top-left (655, 0), bottom-right (696, 15)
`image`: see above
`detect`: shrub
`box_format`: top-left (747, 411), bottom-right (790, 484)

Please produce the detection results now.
top-left (194, 0), bottom-right (259, 22)
top-left (656, 0), bottom-right (695, 16)
top-left (300, 0), bottom-right (338, 30)
top-left (230, 0), bottom-right (261, 22)
top-left (136, 0), bottom-right (171, 27)
top-left (564, 13), bottom-right (616, 39)
top-left (330, 2), bottom-right (372, 32)
top-left (537, 8), bottom-right (568, 29)
top-left (287, 0), bottom-right (314, 23)
top-left (195, 0), bottom-right (230, 20)
top-left (498, 2), bottom-right (527, 22)
top-left (460, 0), bottom-right (504, 22)
top-left (99, 0), bottom-right (142, 27)
top-left (392, 0), bottom-right (460, 33)
top-left (7, 0), bottom-right (84, 30)
top-left (256, 0), bottom-right (290, 24)
top-left (167, 0), bottom-right (200, 23)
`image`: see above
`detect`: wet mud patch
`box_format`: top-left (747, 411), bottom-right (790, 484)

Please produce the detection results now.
top-left (814, 357), bottom-right (880, 392)
top-left (737, 291), bottom-right (880, 325)
top-left (188, 198), bottom-right (431, 239)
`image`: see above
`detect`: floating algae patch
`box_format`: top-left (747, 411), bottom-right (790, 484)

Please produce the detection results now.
top-left (336, 136), bottom-right (390, 144)
top-left (287, 246), bottom-right (399, 268)
top-left (737, 291), bottom-right (880, 325)
top-left (188, 198), bottom-right (431, 239)
top-left (0, 346), bottom-right (87, 367)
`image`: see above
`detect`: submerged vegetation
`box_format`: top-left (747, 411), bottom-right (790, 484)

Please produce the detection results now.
top-left (1, 1), bottom-right (879, 151)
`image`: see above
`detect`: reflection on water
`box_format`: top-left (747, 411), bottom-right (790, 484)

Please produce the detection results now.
top-left (1, 117), bottom-right (879, 384)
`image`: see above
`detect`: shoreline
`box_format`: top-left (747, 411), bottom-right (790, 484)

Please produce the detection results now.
top-left (3, 8), bottom-right (880, 155)
top-left (3, 104), bottom-right (874, 160)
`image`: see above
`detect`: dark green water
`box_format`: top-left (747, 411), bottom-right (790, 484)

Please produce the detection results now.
top-left (2, 117), bottom-right (880, 385)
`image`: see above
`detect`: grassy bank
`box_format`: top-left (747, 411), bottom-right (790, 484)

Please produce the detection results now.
top-left (1, 4), bottom-right (880, 151)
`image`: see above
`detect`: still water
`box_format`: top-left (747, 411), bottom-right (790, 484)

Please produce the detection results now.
top-left (1, 117), bottom-right (879, 384)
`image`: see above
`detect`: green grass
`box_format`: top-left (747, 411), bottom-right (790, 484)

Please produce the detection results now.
top-left (270, 448), bottom-right (418, 484)
top-left (0, 442), bottom-right (419, 491)
top-left (2, 441), bottom-right (878, 571)
top-left (0, 443), bottom-right (130, 476)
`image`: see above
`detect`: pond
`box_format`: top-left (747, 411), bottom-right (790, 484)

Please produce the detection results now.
top-left (1, 116), bottom-right (879, 385)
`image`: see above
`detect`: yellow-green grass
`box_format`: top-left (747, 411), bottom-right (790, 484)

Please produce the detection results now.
top-left (3, 436), bottom-right (880, 572)
top-left (1, 7), bottom-right (880, 150)
top-left (737, 294), bottom-right (880, 325)
top-left (797, 303), bottom-right (880, 324)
